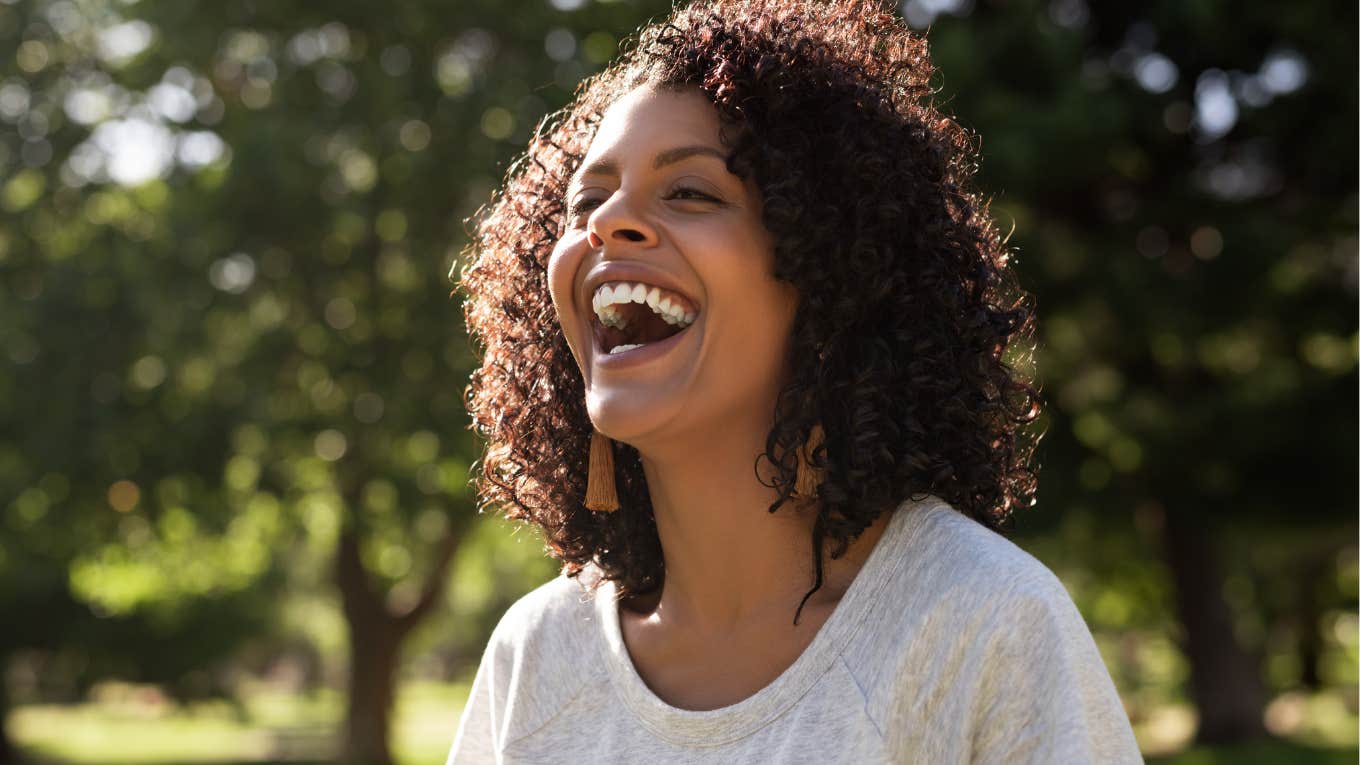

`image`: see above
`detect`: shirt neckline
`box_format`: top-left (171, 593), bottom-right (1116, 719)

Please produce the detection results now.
top-left (594, 494), bottom-right (946, 747)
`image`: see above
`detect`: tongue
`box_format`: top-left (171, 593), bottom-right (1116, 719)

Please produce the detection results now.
top-left (614, 302), bottom-right (685, 345)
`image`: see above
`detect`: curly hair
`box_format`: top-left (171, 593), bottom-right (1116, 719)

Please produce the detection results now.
top-left (458, 0), bottom-right (1042, 624)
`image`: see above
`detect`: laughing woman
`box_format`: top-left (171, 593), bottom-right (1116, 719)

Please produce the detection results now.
top-left (447, 0), bottom-right (1141, 762)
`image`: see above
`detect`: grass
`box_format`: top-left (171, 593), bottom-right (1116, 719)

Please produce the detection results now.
top-left (9, 681), bottom-right (1358, 764)
top-left (1146, 740), bottom-right (1359, 765)
top-left (10, 680), bottom-right (470, 765)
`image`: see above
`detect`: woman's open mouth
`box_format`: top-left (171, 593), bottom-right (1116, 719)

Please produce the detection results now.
top-left (589, 281), bottom-right (700, 365)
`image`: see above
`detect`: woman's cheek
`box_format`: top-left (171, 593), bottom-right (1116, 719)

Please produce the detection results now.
top-left (546, 235), bottom-right (582, 319)
top-left (546, 233), bottom-right (590, 367)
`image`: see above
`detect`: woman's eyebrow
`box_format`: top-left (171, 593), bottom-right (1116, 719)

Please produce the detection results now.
top-left (652, 144), bottom-right (728, 169)
top-left (574, 144), bottom-right (730, 182)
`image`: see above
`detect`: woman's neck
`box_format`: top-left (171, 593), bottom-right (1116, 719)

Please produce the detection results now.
top-left (632, 429), bottom-right (889, 634)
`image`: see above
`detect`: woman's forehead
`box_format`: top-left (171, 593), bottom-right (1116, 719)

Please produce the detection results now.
top-left (579, 86), bottom-right (723, 170)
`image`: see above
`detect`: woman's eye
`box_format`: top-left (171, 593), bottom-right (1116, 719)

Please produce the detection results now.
top-left (669, 187), bottom-right (719, 203)
top-left (567, 198), bottom-right (602, 217)
top-left (566, 187), bottom-right (720, 219)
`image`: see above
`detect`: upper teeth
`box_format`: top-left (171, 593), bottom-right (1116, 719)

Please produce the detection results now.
top-left (591, 281), bottom-right (697, 330)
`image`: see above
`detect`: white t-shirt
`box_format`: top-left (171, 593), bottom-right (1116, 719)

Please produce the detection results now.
top-left (446, 495), bottom-right (1144, 764)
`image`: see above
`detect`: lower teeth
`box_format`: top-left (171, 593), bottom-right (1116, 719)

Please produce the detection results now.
top-left (609, 343), bottom-right (645, 355)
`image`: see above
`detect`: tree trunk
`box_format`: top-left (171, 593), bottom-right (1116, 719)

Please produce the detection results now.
top-left (337, 530), bottom-right (399, 765)
top-left (335, 520), bottom-right (464, 765)
top-left (343, 609), bottom-right (401, 765)
top-left (1295, 540), bottom-right (1338, 691)
top-left (1161, 509), bottom-right (1269, 744)
top-left (0, 666), bottom-right (16, 765)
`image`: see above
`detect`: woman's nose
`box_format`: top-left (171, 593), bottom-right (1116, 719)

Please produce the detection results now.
top-left (587, 194), bottom-right (656, 248)
top-left (588, 229), bottom-right (647, 247)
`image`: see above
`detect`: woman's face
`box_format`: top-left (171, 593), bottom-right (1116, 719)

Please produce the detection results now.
top-left (547, 85), bottom-right (799, 451)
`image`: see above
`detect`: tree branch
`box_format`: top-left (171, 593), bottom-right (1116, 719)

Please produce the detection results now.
top-left (395, 526), bottom-right (464, 635)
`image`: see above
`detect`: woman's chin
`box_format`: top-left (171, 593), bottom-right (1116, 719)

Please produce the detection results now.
top-left (585, 391), bottom-right (688, 449)
top-left (583, 319), bottom-right (707, 447)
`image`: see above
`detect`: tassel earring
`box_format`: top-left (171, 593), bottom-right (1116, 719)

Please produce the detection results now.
top-left (794, 424), bottom-right (826, 500)
top-left (585, 428), bottom-right (620, 512)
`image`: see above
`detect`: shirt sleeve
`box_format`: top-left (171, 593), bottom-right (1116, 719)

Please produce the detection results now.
top-left (968, 580), bottom-right (1144, 765)
top-left (446, 643), bottom-right (500, 765)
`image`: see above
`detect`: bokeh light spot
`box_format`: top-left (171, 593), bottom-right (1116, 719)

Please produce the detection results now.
top-left (314, 429), bottom-right (348, 461)
top-left (97, 21), bottom-right (154, 66)
top-left (582, 31), bottom-right (616, 64)
top-left (16, 40), bottom-right (51, 73)
top-left (108, 480), bottom-right (141, 512)
top-left (324, 297), bottom-right (357, 330)
top-left (209, 252), bottom-right (257, 293)
top-left (544, 28), bottom-right (576, 62)
top-left (131, 355), bottom-right (167, 390)
top-left (1133, 52), bottom-right (1178, 94)
top-left (1190, 226), bottom-right (1223, 260)
top-left (398, 120), bottom-right (430, 152)
top-left (479, 107), bottom-right (514, 140)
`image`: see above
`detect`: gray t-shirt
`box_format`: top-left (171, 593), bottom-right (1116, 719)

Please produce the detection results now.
top-left (446, 496), bottom-right (1143, 764)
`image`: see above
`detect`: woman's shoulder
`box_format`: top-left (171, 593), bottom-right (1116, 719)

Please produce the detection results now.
top-left (848, 499), bottom-right (1107, 712)
top-left (472, 567), bottom-right (610, 732)
top-left (485, 567), bottom-right (605, 662)
top-left (453, 569), bottom-right (617, 756)
top-left (865, 500), bottom-right (1141, 763)
top-left (847, 499), bottom-right (1091, 680)
top-left (894, 499), bottom-right (1074, 606)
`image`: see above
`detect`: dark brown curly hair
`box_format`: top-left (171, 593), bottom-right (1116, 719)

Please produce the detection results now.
top-left (458, 0), bottom-right (1042, 624)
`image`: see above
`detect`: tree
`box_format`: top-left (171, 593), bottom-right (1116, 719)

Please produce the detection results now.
top-left (2, 0), bottom-right (667, 761)
top-left (919, 0), bottom-right (1357, 743)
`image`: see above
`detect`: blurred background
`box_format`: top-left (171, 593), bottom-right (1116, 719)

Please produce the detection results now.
top-left (0, 0), bottom-right (1355, 763)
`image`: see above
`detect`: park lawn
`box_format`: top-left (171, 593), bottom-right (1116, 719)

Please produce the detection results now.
top-left (1146, 741), bottom-right (1359, 765)
top-left (10, 681), bottom-right (1357, 765)
top-left (10, 679), bottom-right (470, 765)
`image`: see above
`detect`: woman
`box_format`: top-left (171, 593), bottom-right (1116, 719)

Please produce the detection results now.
top-left (449, 0), bottom-right (1142, 762)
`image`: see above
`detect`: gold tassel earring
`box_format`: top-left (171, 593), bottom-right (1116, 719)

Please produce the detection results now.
top-left (794, 424), bottom-right (826, 500)
top-left (585, 428), bottom-right (620, 512)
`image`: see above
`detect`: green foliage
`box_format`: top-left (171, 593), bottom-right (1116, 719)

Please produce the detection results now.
top-left (921, 1), bottom-right (1360, 527)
